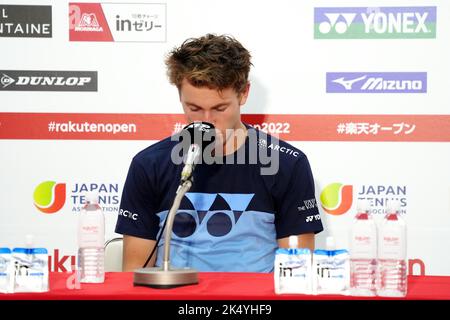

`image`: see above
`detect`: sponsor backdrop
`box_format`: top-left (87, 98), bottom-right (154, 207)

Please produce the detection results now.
top-left (0, 0), bottom-right (449, 275)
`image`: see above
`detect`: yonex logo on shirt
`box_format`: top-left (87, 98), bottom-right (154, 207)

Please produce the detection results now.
top-left (169, 192), bottom-right (255, 238)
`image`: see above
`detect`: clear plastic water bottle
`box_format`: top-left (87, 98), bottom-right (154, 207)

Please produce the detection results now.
top-left (78, 192), bottom-right (105, 283)
top-left (350, 199), bottom-right (377, 296)
top-left (377, 199), bottom-right (407, 297)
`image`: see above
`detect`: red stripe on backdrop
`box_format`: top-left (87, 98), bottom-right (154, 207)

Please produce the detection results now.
top-left (0, 113), bottom-right (449, 142)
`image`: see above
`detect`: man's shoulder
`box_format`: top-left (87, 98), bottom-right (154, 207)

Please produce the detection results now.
top-left (133, 135), bottom-right (177, 165)
top-left (246, 124), bottom-right (308, 166)
top-left (270, 136), bottom-right (307, 162)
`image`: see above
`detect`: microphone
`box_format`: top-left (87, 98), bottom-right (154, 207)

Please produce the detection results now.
top-left (179, 121), bottom-right (215, 183)
top-left (180, 144), bottom-right (200, 182)
top-left (133, 121), bottom-right (215, 289)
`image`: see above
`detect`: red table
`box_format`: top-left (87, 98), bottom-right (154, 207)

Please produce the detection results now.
top-left (1, 272), bottom-right (449, 300)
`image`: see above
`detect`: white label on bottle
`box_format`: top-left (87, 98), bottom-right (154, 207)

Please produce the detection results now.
top-left (350, 220), bottom-right (377, 259)
top-left (378, 220), bottom-right (406, 260)
top-left (78, 212), bottom-right (104, 248)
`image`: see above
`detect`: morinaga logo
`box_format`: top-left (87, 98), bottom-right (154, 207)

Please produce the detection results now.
top-left (326, 72), bottom-right (427, 93)
top-left (0, 70), bottom-right (97, 91)
top-left (69, 2), bottom-right (166, 42)
top-left (0, 5), bottom-right (52, 38)
top-left (76, 12), bottom-right (103, 32)
top-left (314, 6), bottom-right (436, 39)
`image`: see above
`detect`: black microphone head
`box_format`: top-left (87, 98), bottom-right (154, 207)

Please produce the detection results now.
top-left (181, 121), bottom-right (216, 150)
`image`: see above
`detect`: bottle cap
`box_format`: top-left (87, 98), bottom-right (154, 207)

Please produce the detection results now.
top-left (25, 234), bottom-right (34, 248)
top-left (386, 199), bottom-right (401, 214)
top-left (326, 236), bottom-right (336, 250)
top-left (288, 235), bottom-right (298, 248)
top-left (356, 199), bottom-right (370, 213)
top-left (85, 192), bottom-right (99, 205)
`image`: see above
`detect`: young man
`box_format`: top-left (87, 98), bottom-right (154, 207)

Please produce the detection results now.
top-left (115, 34), bottom-right (323, 272)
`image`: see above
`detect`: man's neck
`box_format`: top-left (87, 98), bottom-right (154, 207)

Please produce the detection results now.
top-left (222, 122), bottom-right (247, 156)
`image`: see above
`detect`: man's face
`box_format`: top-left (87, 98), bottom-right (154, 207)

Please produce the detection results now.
top-left (179, 79), bottom-right (249, 147)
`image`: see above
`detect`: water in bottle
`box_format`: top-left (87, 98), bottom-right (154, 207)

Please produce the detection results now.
top-left (377, 199), bottom-right (407, 297)
top-left (78, 192), bottom-right (105, 283)
top-left (350, 199), bottom-right (377, 296)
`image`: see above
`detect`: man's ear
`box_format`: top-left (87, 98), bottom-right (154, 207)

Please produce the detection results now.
top-left (239, 82), bottom-right (251, 106)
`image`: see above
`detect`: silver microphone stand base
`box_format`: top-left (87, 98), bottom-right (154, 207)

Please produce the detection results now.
top-left (133, 267), bottom-right (199, 289)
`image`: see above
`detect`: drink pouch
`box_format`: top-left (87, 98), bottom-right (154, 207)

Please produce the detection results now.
top-left (313, 249), bottom-right (350, 295)
top-left (12, 248), bottom-right (49, 293)
top-left (274, 248), bottom-right (312, 294)
top-left (0, 248), bottom-right (14, 293)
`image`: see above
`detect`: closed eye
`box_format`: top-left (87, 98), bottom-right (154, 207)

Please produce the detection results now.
top-left (214, 105), bottom-right (228, 112)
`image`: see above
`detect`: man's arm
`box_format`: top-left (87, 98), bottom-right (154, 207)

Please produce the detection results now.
top-left (277, 233), bottom-right (315, 252)
top-left (122, 235), bottom-right (157, 272)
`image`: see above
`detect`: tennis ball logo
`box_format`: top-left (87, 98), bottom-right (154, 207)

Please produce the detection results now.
top-left (33, 181), bottom-right (66, 214)
top-left (320, 183), bottom-right (353, 215)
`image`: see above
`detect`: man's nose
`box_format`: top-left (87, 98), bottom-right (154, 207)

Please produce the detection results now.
top-left (203, 110), bottom-right (213, 123)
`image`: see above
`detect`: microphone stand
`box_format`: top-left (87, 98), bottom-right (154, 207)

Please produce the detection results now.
top-left (133, 178), bottom-right (198, 288)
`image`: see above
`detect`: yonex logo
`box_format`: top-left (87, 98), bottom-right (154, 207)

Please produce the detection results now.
top-left (318, 13), bottom-right (356, 34)
top-left (169, 193), bottom-right (255, 238)
top-left (314, 7), bottom-right (436, 39)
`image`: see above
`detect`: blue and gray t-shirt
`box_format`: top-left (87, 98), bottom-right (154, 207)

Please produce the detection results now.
top-left (115, 124), bottom-right (323, 272)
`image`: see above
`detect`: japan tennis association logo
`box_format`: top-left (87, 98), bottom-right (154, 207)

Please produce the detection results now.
top-left (33, 181), bottom-right (66, 214)
top-left (320, 182), bottom-right (353, 215)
